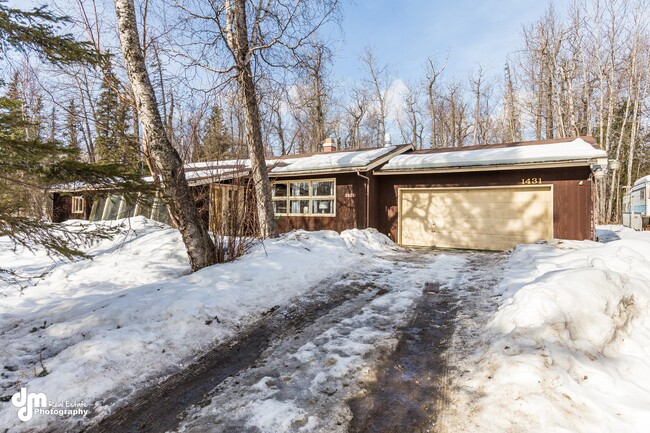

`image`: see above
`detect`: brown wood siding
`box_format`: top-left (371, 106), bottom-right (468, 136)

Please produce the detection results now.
top-left (272, 172), bottom-right (368, 233)
top-left (52, 192), bottom-right (94, 222)
top-left (376, 167), bottom-right (593, 242)
top-left (52, 193), bottom-right (71, 222)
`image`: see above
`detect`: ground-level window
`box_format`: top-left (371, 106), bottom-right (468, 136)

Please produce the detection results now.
top-left (272, 179), bottom-right (336, 217)
top-left (71, 196), bottom-right (85, 214)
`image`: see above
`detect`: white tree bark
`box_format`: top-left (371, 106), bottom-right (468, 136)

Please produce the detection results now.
top-left (224, 0), bottom-right (277, 238)
top-left (113, 0), bottom-right (217, 271)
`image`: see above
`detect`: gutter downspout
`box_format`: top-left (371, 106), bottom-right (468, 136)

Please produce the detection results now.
top-left (356, 170), bottom-right (370, 229)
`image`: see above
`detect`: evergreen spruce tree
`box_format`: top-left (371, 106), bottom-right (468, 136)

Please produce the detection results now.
top-left (193, 105), bottom-right (240, 162)
top-left (63, 99), bottom-right (81, 155)
top-left (1, 2), bottom-right (145, 284)
top-left (94, 69), bottom-right (140, 171)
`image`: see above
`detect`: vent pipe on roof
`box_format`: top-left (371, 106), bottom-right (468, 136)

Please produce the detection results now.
top-left (322, 137), bottom-right (337, 152)
top-left (384, 133), bottom-right (392, 147)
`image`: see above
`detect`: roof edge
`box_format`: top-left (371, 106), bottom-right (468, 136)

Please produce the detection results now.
top-left (410, 136), bottom-right (600, 155)
top-left (374, 160), bottom-right (597, 175)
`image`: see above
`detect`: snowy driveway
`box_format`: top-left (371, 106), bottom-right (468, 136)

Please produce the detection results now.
top-left (5, 222), bottom-right (650, 433)
top-left (84, 249), bottom-right (504, 433)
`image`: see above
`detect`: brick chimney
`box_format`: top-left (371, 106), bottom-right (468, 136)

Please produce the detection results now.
top-left (322, 137), bottom-right (337, 152)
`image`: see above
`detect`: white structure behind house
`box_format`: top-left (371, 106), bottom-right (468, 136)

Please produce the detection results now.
top-left (623, 175), bottom-right (650, 230)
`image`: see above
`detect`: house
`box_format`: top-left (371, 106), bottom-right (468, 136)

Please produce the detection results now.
top-left (50, 136), bottom-right (608, 251)
top-left (374, 136), bottom-right (607, 250)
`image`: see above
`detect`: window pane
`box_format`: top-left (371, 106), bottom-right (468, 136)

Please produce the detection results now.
top-left (273, 183), bottom-right (287, 197)
top-left (90, 196), bottom-right (106, 221)
top-left (290, 182), bottom-right (309, 197)
top-left (135, 194), bottom-right (153, 218)
top-left (312, 181), bottom-right (334, 196)
top-left (104, 195), bottom-right (121, 220)
top-left (273, 200), bottom-right (287, 214)
top-left (72, 197), bottom-right (84, 214)
top-left (290, 199), bottom-right (310, 214)
top-left (312, 199), bottom-right (334, 215)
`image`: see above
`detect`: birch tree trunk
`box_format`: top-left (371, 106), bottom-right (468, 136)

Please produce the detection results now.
top-left (113, 0), bottom-right (217, 271)
top-left (471, 67), bottom-right (482, 146)
top-left (225, 0), bottom-right (277, 238)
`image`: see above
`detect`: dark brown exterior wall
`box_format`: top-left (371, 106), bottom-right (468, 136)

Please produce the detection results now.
top-left (273, 172), bottom-right (369, 233)
top-left (52, 192), bottom-right (94, 222)
top-left (375, 166), bottom-right (593, 242)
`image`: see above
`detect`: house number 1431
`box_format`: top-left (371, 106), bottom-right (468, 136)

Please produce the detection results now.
top-left (521, 178), bottom-right (542, 184)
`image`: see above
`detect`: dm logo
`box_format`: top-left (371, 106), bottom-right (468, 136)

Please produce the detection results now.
top-left (11, 388), bottom-right (47, 422)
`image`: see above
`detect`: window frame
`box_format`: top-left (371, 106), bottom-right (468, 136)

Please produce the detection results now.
top-left (272, 178), bottom-right (336, 217)
top-left (71, 196), bottom-right (85, 214)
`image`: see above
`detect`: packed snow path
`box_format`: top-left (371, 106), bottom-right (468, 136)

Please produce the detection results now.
top-left (82, 250), bottom-right (503, 433)
top-left (349, 253), bottom-right (503, 433)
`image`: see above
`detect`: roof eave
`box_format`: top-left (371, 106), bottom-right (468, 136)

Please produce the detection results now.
top-left (374, 159), bottom-right (599, 175)
top-left (268, 144), bottom-right (414, 178)
top-left (187, 169), bottom-right (252, 186)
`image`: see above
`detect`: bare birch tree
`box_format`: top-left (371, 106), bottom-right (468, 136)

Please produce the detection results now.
top-left (361, 47), bottom-right (390, 147)
top-left (170, 0), bottom-right (339, 237)
top-left (424, 56), bottom-right (447, 147)
top-left (113, 0), bottom-right (217, 271)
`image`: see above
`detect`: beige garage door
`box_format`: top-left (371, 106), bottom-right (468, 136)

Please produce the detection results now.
top-left (398, 185), bottom-right (553, 250)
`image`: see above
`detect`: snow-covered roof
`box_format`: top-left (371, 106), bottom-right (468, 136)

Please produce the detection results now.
top-left (633, 175), bottom-right (650, 187)
top-left (185, 145), bottom-right (411, 184)
top-left (268, 146), bottom-right (404, 174)
top-left (378, 137), bottom-right (607, 172)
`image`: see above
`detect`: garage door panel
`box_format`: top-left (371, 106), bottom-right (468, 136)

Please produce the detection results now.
top-left (434, 230), bottom-right (546, 250)
top-left (399, 186), bottom-right (553, 250)
top-left (430, 215), bottom-right (549, 233)
top-left (400, 215), bottom-right (436, 246)
top-left (428, 201), bottom-right (551, 222)
top-left (422, 188), bottom-right (550, 204)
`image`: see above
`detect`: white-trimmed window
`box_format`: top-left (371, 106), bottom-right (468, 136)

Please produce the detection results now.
top-left (272, 179), bottom-right (336, 217)
top-left (71, 196), bottom-right (85, 214)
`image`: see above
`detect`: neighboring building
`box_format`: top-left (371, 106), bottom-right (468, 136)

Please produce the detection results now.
top-left (623, 175), bottom-right (650, 231)
top-left (50, 136), bottom-right (608, 251)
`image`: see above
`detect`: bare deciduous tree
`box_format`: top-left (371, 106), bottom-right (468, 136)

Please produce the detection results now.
top-left (114, 0), bottom-right (217, 271)
top-left (170, 0), bottom-right (339, 237)
top-left (361, 47), bottom-right (390, 147)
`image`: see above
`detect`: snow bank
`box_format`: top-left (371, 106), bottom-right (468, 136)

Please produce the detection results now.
top-left (0, 218), bottom-right (396, 432)
top-left (438, 227), bottom-right (650, 433)
top-left (340, 228), bottom-right (398, 255)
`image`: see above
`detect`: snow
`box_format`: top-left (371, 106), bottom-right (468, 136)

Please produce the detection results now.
top-left (175, 251), bottom-right (468, 433)
top-left (0, 217), bottom-right (398, 432)
top-left (437, 226), bottom-right (650, 433)
top-left (269, 146), bottom-right (400, 174)
top-left (633, 175), bottom-right (650, 187)
top-left (53, 146), bottom-right (407, 191)
top-left (380, 137), bottom-right (607, 171)
top-left (179, 146), bottom-right (406, 184)
top-left (185, 145), bottom-right (406, 179)
top-left (5, 216), bottom-right (650, 433)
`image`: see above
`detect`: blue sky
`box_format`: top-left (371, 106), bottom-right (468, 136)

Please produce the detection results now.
top-left (330, 0), bottom-right (554, 82)
top-left (11, 0), bottom-right (553, 84)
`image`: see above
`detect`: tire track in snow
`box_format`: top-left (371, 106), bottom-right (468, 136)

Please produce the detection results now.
top-left (81, 265), bottom-right (394, 433)
top-left (169, 251), bottom-right (464, 433)
top-left (348, 252), bottom-right (504, 433)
